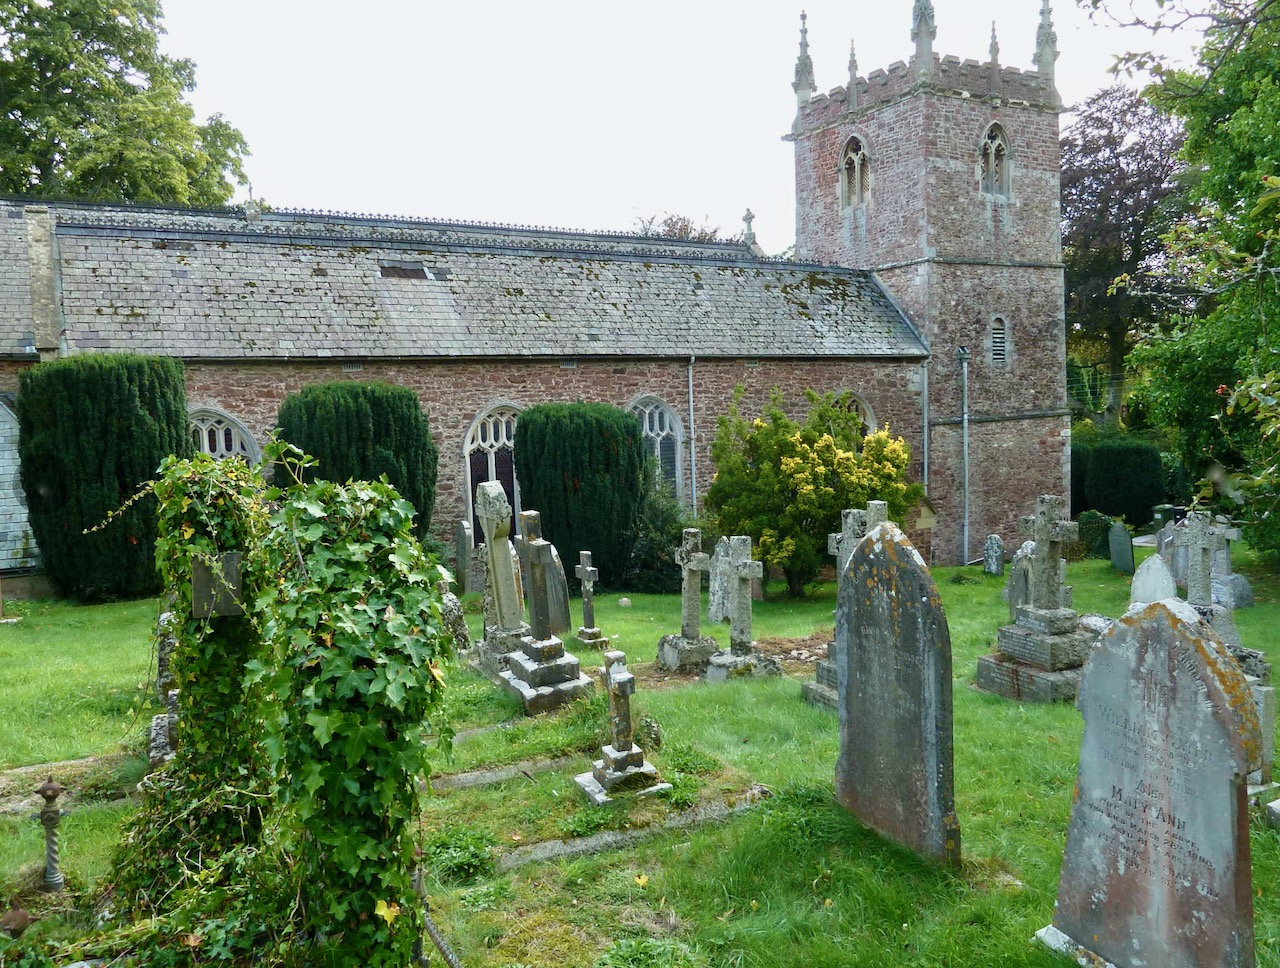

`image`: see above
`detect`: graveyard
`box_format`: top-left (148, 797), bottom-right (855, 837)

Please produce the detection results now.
top-left (3, 532), bottom-right (1280, 967)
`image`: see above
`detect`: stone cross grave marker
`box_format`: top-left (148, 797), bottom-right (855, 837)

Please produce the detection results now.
top-left (728, 535), bottom-right (764, 654)
top-left (677, 528), bottom-right (711, 641)
top-left (574, 650), bottom-right (668, 804)
top-left (983, 533), bottom-right (1005, 576)
top-left (708, 536), bottom-right (731, 623)
top-left (1037, 598), bottom-right (1261, 968)
top-left (1177, 510), bottom-right (1232, 609)
top-left (517, 512), bottom-right (558, 641)
top-left (574, 551), bottom-right (609, 649)
top-left (516, 511), bottom-right (571, 635)
top-left (191, 552), bottom-right (244, 618)
top-left (1018, 494), bottom-right (1078, 611)
top-left (836, 521), bottom-right (961, 866)
top-left (476, 483), bottom-right (524, 632)
top-left (828, 508), bottom-right (869, 575)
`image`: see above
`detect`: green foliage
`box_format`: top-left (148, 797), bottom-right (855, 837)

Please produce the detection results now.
top-left (258, 476), bottom-right (451, 964)
top-left (1160, 451), bottom-right (1194, 504)
top-left (420, 825), bottom-right (497, 884)
top-left (706, 388), bottom-right (923, 597)
top-left (18, 353), bottom-right (190, 601)
top-left (1083, 438), bottom-right (1165, 527)
top-left (593, 937), bottom-right (709, 968)
top-left (621, 479), bottom-right (694, 593)
top-left (513, 402), bottom-right (647, 587)
top-left (275, 381), bottom-right (439, 537)
top-left (1068, 510), bottom-right (1114, 562)
top-left (105, 452), bottom-right (271, 916)
top-left (1070, 442), bottom-right (1092, 518)
top-left (0, 0), bottom-right (247, 204)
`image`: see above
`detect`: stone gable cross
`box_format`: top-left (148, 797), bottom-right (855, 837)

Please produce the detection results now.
top-left (576, 551), bottom-right (600, 630)
top-left (1175, 511), bottom-right (1238, 608)
top-left (475, 482), bottom-right (524, 631)
top-left (1017, 494), bottom-right (1077, 610)
top-left (603, 649), bottom-right (636, 753)
top-left (676, 528), bottom-right (711, 640)
top-left (516, 510), bottom-right (557, 641)
top-left (728, 535), bottom-right (764, 655)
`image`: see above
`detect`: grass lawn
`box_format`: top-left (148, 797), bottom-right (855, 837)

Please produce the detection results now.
top-left (2, 548), bottom-right (1279, 966)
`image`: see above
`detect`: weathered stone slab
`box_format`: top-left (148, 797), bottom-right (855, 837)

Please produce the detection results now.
top-left (974, 656), bottom-right (1080, 703)
top-left (1002, 539), bottom-right (1035, 623)
top-left (1108, 521), bottom-right (1134, 575)
top-left (436, 579), bottom-right (471, 652)
top-left (836, 523), bottom-right (960, 866)
top-left (707, 537), bottom-right (731, 623)
top-left (1042, 599), bottom-right (1261, 968)
top-left (995, 624), bottom-right (1095, 671)
top-left (704, 650), bottom-right (781, 682)
top-left (1013, 606), bottom-right (1078, 636)
top-left (1130, 554), bottom-right (1177, 605)
top-left (1215, 573), bottom-right (1255, 610)
top-left (507, 650), bottom-right (581, 688)
top-left (983, 533), bottom-right (1004, 576)
top-left (655, 633), bottom-right (717, 673)
top-left (454, 519), bottom-right (473, 592)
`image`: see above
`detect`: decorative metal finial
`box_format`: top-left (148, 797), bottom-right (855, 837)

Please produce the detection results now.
top-left (34, 777), bottom-right (65, 892)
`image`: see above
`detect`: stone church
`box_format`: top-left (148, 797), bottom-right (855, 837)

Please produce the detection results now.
top-left (0, 0), bottom-right (1067, 572)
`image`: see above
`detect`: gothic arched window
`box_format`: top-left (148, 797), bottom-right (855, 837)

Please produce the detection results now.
top-left (630, 395), bottom-right (684, 499)
top-left (980, 124), bottom-right (1011, 197)
top-left (839, 137), bottom-right (870, 208)
top-left (189, 408), bottom-right (260, 461)
top-left (465, 404), bottom-right (521, 545)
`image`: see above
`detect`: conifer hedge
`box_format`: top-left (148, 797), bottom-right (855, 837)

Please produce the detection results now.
top-left (275, 382), bottom-right (439, 537)
top-left (1083, 438), bottom-right (1165, 527)
top-left (514, 402), bottom-right (646, 587)
top-left (18, 354), bottom-right (190, 601)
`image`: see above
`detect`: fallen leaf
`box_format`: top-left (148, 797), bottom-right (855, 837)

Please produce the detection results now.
top-left (635, 874), bottom-right (649, 887)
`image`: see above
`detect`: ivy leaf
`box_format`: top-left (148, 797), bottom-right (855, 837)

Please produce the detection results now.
top-left (306, 711), bottom-right (337, 747)
top-left (374, 899), bottom-right (401, 925)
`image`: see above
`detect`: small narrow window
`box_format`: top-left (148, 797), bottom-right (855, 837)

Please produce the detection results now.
top-left (980, 124), bottom-right (1011, 197)
top-left (991, 317), bottom-right (1009, 365)
top-left (379, 261), bottom-right (427, 279)
top-left (839, 137), bottom-right (870, 208)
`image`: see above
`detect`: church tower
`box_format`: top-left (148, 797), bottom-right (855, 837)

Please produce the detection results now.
top-left (787, 1), bottom-right (1069, 564)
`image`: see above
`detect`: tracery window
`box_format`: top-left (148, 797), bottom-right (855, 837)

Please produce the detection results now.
top-left (839, 137), bottom-right (870, 208)
top-left (465, 404), bottom-right (521, 545)
top-left (189, 408), bottom-right (260, 461)
top-left (630, 396), bottom-right (684, 499)
top-left (980, 124), bottom-right (1011, 197)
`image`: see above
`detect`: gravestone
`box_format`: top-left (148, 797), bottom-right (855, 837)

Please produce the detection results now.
top-left (1002, 539), bottom-right (1035, 623)
top-left (836, 521), bottom-right (961, 866)
top-left (1129, 554), bottom-right (1177, 605)
top-left (473, 482), bottom-right (530, 678)
top-left (575, 650), bottom-right (669, 805)
top-left (574, 551), bottom-right (609, 650)
top-left (516, 511), bottom-right (571, 635)
top-left (983, 533), bottom-right (1005, 576)
top-left (436, 578), bottom-right (471, 654)
top-left (155, 606), bottom-right (178, 703)
top-left (454, 520), bottom-right (473, 592)
top-left (803, 503), bottom-right (886, 709)
top-left (1036, 599), bottom-right (1260, 968)
top-left (1208, 518), bottom-right (1254, 609)
top-left (707, 537), bottom-right (731, 623)
top-left (1158, 518), bottom-right (1189, 590)
top-left (705, 535), bottom-right (781, 682)
top-left (1107, 521), bottom-right (1134, 575)
top-left (977, 496), bottom-right (1098, 702)
top-left (499, 512), bottom-right (593, 714)
top-left (656, 529), bottom-right (717, 672)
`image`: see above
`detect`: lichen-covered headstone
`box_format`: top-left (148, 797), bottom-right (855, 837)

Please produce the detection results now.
top-left (707, 536), bottom-right (731, 624)
top-left (983, 533), bottom-right (1005, 576)
top-left (1002, 539), bottom-right (1035, 624)
top-left (1037, 599), bottom-right (1261, 968)
top-left (436, 578), bottom-right (471, 653)
top-left (836, 522), bottom-right (961, 866)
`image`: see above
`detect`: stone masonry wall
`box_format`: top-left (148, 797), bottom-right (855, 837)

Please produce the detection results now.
top-left (0, 401), bottom-right (38, 570)
top-left (185, 356), bottom-right (926, 550)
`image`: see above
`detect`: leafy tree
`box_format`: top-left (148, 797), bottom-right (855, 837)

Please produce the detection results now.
top-left (706, 388), bottom-right (923, 598)
top-left (513, 402), bottom-right (647, 588)
top-left (1062, 86), bottom-right (1185, 430)
top-left (633, 213), bottom-right (739, 242)
top-left (17, 353), bottom-right (191, 601)
top-left (275, 382), bottom-right (439, 538)
top-left (0, 0), bottom-right (248, 205)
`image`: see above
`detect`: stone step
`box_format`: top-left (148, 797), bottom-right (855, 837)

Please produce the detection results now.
top-left (996, 625), bottom-right (1095, 671)
top-left (975, 655), bottom-right (1080, 703)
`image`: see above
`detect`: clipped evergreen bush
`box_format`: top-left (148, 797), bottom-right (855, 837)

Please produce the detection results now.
top-left (1084, 438), bottom-right (1165, 527)
top-left (1070, 442), bottom-right (1092, 517)
top-left (275, 381), bottom-right (438, 537)
top-left (622, 476), bottom-right (694, 593)
top-left (18, 354), bottom-right (190, 601)
top-left (1067, 509), bottom-right (1113, 562)
top-left (514, 402), bottom-right (646, 587)
top-left (1160, 451), bottom-right (1194, 504)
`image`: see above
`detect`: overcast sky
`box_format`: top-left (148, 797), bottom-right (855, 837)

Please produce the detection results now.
top-left (157, 0), bottom-right (1197, 253)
